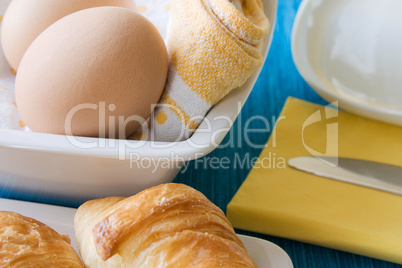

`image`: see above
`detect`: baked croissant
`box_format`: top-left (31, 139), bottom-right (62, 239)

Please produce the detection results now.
top-left (75, 183), bottom-right (257, 267)
top-left (0, 211), bottom-right (83, 268)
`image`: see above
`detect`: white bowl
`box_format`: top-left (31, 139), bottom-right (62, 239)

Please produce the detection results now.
top-left (0, 0), bottom-right (277, 202)
top-left (292, 0), bottom-right (402, 125)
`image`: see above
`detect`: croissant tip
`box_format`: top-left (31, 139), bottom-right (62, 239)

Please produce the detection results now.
top-left (93, 220), bottom-right (114, 261)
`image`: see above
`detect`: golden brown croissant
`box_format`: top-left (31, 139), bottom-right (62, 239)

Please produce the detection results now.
top-left (0, 211), bottom-right (83, 268)
top-left (74, 183), bottom-right (257, 267)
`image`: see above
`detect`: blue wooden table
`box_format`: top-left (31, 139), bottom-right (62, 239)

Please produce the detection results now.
top-left (1, 0), bottom-right (401, 267)
top-left (174, 0), bottom-right (402, 267)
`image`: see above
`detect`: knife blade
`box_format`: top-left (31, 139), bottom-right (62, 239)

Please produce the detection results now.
top-left (288, 156), bottom-right (402, 195)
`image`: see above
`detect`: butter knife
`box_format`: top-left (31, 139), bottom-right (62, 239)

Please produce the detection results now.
top-left (288, 156), bottom-right (402, 195)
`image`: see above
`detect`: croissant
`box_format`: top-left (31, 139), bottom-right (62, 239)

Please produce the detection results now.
top-left (74, 183), bottom-right (257, 267)
top-left (0, 211), bottom-right (83, 268)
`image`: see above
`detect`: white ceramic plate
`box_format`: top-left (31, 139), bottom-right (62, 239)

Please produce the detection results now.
top-left (292, 0), bottom-right (402, 125)
top-left (0, 198), bottom-right (293, 268)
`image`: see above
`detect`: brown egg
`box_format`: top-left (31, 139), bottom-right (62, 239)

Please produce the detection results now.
top-left (15, 7), bottom-right (168, 139)
top-left (1, 0), bottom-right (136, 70)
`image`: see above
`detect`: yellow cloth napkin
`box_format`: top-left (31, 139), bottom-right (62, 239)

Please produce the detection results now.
top-left (149, 0), bottom-right (269, 142)
top-left (227, 97), bottom-right (402, 264)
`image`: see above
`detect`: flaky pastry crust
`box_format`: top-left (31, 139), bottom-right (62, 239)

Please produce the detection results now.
top-left (0, 211), bottom-right (83, 268)
top-left (75, 183), bottom-right (257, 267)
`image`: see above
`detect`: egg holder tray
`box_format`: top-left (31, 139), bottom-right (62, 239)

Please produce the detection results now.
top-left (0, 0), bottom-right (277, 203)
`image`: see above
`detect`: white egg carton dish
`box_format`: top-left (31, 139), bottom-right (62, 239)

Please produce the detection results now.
top-left (0, 0), bottom-right (277, 202)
